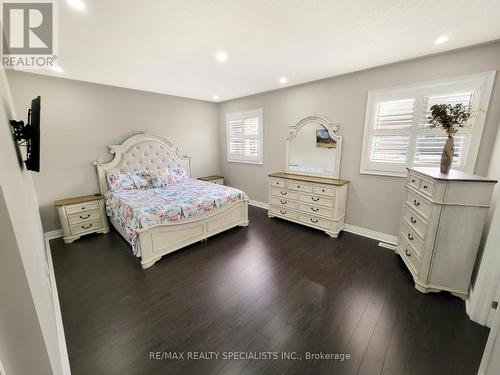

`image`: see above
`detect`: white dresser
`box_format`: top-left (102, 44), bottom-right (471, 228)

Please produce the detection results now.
top-left (397, 167), bottom-right (496, 299)
top-left (268, 172), bottom-right (349, 238)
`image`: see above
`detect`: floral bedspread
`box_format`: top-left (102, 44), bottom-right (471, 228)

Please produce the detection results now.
top-left (105, 179), bottom-right (248, 256)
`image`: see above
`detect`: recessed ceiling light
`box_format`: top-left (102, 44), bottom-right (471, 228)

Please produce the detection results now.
top-left (216, 51), bottom-right (227, 63)
top-left (434, 35), bottom-right (449, 45)
top-left (51, 65), bottom-right (64, 73)
top-left (212, 95), bottom-right (219, 100)
top-left (67, 0), bottom-right (86, 11)
top-left (279, 76), bottom-right (288, 84)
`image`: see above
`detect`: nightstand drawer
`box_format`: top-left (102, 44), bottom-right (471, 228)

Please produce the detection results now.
top-left (70, 219), bottom-right (103, 236)
top-left (68, 210), bottom-right (102, 225)
top-left (66, 201), bottom-right (99, 214)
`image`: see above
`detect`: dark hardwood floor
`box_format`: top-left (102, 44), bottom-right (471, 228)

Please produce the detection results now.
top-left (51, 206), bottom-right (489, 375)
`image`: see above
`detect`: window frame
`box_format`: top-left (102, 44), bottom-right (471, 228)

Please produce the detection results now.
top-left (226, 108), bottom-right (264, 165)
top-left (360, 71), bottom-right (496, 177)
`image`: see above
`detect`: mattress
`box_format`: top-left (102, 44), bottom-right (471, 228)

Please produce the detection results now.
top-left (105, 179), bottom-right (248, 255)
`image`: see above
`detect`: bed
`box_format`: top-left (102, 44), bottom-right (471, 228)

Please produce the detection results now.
top-left (94, 133), bottom-right (249, 269)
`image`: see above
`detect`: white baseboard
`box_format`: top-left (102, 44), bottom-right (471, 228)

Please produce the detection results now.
top-left (248, 199), bottom-right (398, 246)
top-left (45, 229), bottom-right (63, 240)
top-left (44, 234), bottom-right (71, 375)
top-left (344, 223), bottom-right (398, 245)
top-left (249, 199), bottom-right (269, 210)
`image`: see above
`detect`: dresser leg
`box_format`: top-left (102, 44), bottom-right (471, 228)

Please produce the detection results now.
top-left (97, 228), bottom-right (109, 234)
top-left (325, 230), bottom-right (339, 238)
top-left (268, 213), bottom-right (275, 219)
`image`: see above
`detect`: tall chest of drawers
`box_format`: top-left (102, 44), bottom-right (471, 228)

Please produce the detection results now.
top-left (397, 167), bottom-right (496, 299)
top-left (268, 172), bottom-right (349, 238)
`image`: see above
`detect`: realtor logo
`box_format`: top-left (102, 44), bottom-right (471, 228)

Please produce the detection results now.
top-left (1, 0), bottom-right (57, 68)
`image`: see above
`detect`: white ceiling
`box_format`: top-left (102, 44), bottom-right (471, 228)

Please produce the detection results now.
top-left (30, 0), bottom-right (500, 101)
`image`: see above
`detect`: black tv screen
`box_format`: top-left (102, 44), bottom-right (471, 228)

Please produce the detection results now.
top-left (26, 96), bottom-right (41, 172)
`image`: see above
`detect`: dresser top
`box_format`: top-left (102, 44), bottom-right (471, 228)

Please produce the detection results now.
top-left (55, 194), bottom-right (102, 206)
top-left (409, 167), bottom-right (497, 183)
top-left (269, 172), bottom-right (349, 186)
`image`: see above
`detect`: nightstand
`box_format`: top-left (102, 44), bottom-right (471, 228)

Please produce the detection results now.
top-left (55, 194), bottom-right (109, 244)
top-left (197, 175), bottom-right (224, 185)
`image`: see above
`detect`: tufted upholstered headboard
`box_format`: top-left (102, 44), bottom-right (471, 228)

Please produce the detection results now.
top-left (94, 133), bottom-right (191, 195)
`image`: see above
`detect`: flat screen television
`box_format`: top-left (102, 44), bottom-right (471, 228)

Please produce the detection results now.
top-left (9, 95), bottom-right (41, 172)
top-left (26, 96), bottom-right (41, 172)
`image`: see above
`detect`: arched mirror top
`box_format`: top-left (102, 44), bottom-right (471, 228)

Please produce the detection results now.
top-left (286, 115), bottom-right (342, 179)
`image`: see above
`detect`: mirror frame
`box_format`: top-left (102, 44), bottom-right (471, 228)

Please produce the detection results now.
top-left (285, 115), bottom-right (342, 179)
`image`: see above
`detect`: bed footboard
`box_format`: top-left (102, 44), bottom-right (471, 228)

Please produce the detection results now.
top-left (139, 200), bottom-right (248, 269)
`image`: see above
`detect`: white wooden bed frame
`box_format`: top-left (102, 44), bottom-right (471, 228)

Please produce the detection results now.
top-left (94, 133), bottom-right (249, 269)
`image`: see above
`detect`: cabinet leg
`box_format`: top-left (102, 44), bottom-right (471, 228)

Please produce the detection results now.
top-left (325, 230), bottom-right (339, 238)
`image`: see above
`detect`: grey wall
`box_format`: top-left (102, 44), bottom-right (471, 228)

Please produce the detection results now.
top-left (217, 42), bottom-right (500, 236)
top-left (0, 70), bottom-right (57, 374)
top-left (7, 71), bottom-right (220, 231)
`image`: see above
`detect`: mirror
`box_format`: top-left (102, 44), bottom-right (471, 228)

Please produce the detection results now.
top-left (286, 115), bottom-right (342, 179)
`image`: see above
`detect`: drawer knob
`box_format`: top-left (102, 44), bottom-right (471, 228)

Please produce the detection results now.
top-left (297, 185), bottom-right (301, 188)
top-left (310, 218), bottom-right (318, 223)
top-left (81, 223), bottom-right (93, 229)
top-left (311, 197), bottom-right (320, 202)
top-left (410, 217), bottom-right (417, 224)
top-left (423, 185), bottom-right (428, 189)
top-left (411, 179), bottom-right (416, 183)
top-left (413, 199), bottom-right (420, 207)
top-left (280, 200), bottom-right (287, 204)
top-left (81, 206), bottom-right (86, 210)
top-left (311, 207), bottom-right (319, 212)
top-left (80, 214), bottom-right (91, 219)
top-left (280, 191), bottom-right (287, 196)
top-left (405, 249), bottom-right (411, 257)
top-left (280, 210), bottom-right (287, 214)
top-left (322, 189), bottom-right (325, 192)
top-left (407, 233), bottom-right (414, 241)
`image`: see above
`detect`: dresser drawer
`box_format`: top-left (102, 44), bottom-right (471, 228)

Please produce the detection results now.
top-left (299, 203), bottom-right (334, 218)
top-left (408, 173), bottom-right (420, 189)
top-left (70, 219), bottom-right (103, 236)
top-left (65, 200), bottom-right (99, 214)
top-left (313, 184), bottom-right (335, 197)
top-left (299, 193), bottom-right (334, 208)
top-left (405, 190), bottom-right (431, 219)
top-left (402, 206), bottom-right (428, 238)
top-left (270, 197), bottom-right (298, 210)
top-left (399, 238), bottom-right (421, 277)
top-left (271, 188), bottom-right (298, 201)
top-left (68, 210), bottom-right (102, 225)
top-left (270, 206), bottom-right (298, 221)
top-left (286, 180), bottom-right (313, 193)
top-left (269, 178), bottom-right (286, 188)
top-left (298, 213), bottom-right (332, 230)
top-left (400, 221), bottom-right (423, 258)
top-left (418, 178), bottom-right (435, 198)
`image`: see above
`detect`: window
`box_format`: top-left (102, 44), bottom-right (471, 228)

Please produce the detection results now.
top-left (360, 71), bottom-right (495, 177)
top-left (226, 108), bottom-right (264, 164)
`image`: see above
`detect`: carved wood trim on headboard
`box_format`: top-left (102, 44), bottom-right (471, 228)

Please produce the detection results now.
top-left (93, 133), bottom-right (191, 195)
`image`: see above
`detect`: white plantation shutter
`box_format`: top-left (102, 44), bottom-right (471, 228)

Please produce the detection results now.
top-left (226, 109), bottom-right (263, 164)
top-left (360, 72), bottom-right (495, 176)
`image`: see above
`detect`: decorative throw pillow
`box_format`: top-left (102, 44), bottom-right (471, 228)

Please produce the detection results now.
top-left (129, 169), bottom-right (152, 189)
top-left (106, 172), bottom-right (136, 191)
top-left (169, 167), bottom-right (188, 183)
top-left (149, 169), bottom-right (175, 188)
